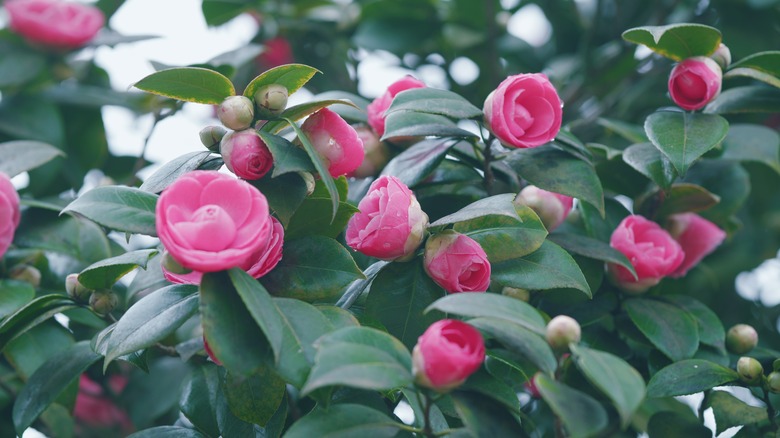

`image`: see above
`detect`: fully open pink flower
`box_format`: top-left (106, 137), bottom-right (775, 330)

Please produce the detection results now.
top-left (366, 76), bottom-right (426, 137)
top-left (667, 213), bottom-right (726, 278)
top-left (6, 0), bottom-right (104, 49)
top-left (668, 57), bottom-right (722, 111)
top-left (483, 73), bottom-right (563, 148)
top-left (156, 171), bottom-right (272, 272)
top-left (514, 185), bottom-right (573, 231)
top-left (424, 231), bottom-right (491, 293)
top-left (220, 129), bottom-right (274, 180)
top-left (345, 175), bottom-right (428, 261)
top-left (412, 319), bottom-right (485, 391)
top-left (609, 215), bottom-right (684, 293)
top-left (0, 172), bottom-right (20, 259)
top-left (300, 108), bottom-right (364, 177)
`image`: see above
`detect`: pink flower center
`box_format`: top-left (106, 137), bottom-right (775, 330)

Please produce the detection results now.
top-left (676, 72), bottom-right (707, 101)
top-left (175, 204), bottom-right (237, 252)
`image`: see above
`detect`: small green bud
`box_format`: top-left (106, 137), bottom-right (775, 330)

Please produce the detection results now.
top-left (65, 273), bottom-right (92, 303)
top-left (254, 84), bottom-right (288, 118)
top-left (501, 286), bottom-right (530, 302)
top-left (726, 324), bottom-right (759, 355)
top-left (218, 96), bottom-right (255, 131)
top-left (737, 356), bottom-right (764, 386)
top-left (767, 371), bottom-right (780, 393)
top-left (9, 264), bottom-right (41, 288)
top-left (89, 290), bottom-right (119, 316)
top-left (199, 125), bottom-right (227, 151)
top-left (161, 251), bottom-right (192, 275)
top-left (545, 315), bottom-right (581, 352)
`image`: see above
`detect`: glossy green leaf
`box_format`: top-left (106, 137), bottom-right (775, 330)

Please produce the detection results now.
top-left (683, 160), bottom-right (749, 225)
top-left (285, 178), bottom-right (359, 240)
top-left (451, 391), bottom-right (524, 436)
top-left (12, 341), bottom-right (100, 435)
top-left (426, 292), bottom-right (546, 335)
top-left (382, 112), bottom-right (478, 141)
top-left (78, 249), bottom-right (158, 289)
top-left (704, 390), bottom-right (768, 435)
top-left (262, 99), bottom-right (360, 134)
top-left (646, 359), bottom-right (739, 397)
top-left (386, 87), bottom-right (483, 119)
top-left (365, 260), bottom-right (444, 348)
top-left (535, 373), bottom-right (609, 438)
top-left (597, 118), bottom-right (648, 143)
top-left (625, 299), bottom-right (699, 361)
top-left (61, 186), bottom-right (158, 236)
top-left (0, 47), bottom-right (45, 88)
top-left (335, 260), bottom-right (388, 310)
top-left (243, 64), bottom-right (320, 100)
top-left (380, 139), bottom-right (456, 187)
top-left (725, 51), bottom-right (780, 88)
top-left (180, 364), bottom-right (220, 438)
top-left (622, 24), bottom-right (721, 61)
top-left (201, 0), bottom-right (250, 26)
top-left (316, 305), bottom-right (360, 329)
top-left (284, 404), bottom-right (400, 438)
top-left (460, 370), bottom-right (522, 414)
top-left (0, 294), bottom-right (79, 352)
top-left (228, 268), bottom-right (284, 362)
top-left (492, 240), bottom-right (592, 297)
top-left (251, 172), bottom-right (308, 227)
top-left (505, 145), bottom-right (604, 215)
top-left (639, 183), bottom-right (720, 219)
top-left (133, 67), bottom-right (235, 104)
top-left (646, 411), bottom-right (711, 438)
top-left (261, 236), bottom-right (364, 303)
top-left (0, 141), bottom-right (64, 178)
top-left (660, 295), bottom-right (725, 349)
top-left (273, 297), bottom-right (334, 388)
top-left (91, 323), bottom-right (149, 371)
top-left (311, 91), bottom-right (370, 122)
top-left (705, 85), bottom-right (780, 114)
top-left (622, 142), bottom-right (677, 189)
top-left (128, 426), bottom-right (206, 438)
top-left (0, 280), bottom-right (35, 320)
top-left (548, 233), bottom-right (637, 280)
top-left (317, 326), bottom-right (412, 369)
top-left (104, 284), bottom-right (198, 367)
top-left (571, 345), bottom-right (646, 428)
top-left (5, 321), bottom-right (74, 380)
top-left (225, 367), bottom-right (286, 426)
top-left (721, 123), bottom-right (780, 174)
top-left (256, 131), bottom-right (314, 176)
top-left (468, 317), bottom-right (556, 374)
top-left (139, 151), bottom-right (222, 193)
top-left (644, 111), bottom-right (729, 175)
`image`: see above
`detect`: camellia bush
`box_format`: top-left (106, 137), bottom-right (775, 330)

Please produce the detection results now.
top-left (1, 0), bottom-right (780, 437)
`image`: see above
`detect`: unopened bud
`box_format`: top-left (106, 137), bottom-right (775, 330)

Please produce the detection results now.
top-left (501, 286), bottom-right (530, 302)
top-left (89, 290), bottom-right (119, 316)
top-left (737, 356), bottom-right (764, 386)
top-left (351, 125), bottom-right (390, 178)
top-left (711, 43), bottom-right (731, 70)
top-left (218, 96), bottom-right (255, 131)
top-left (768, 371), bottom-right (780, 393)
top-left (161, 251), bottom-right (192, 275)
top-left (299, 171), bottom-right (316, 196)
top-left (66, 273), bottom-right (92, 303)
top-left (254, 84), bottom-right (288, 118)
top-left (726, 324), bottom-right (759, 355)
top-left (9, 265), bottom-right (40, 288)
top-left (545, 315), bottom-right (581, 351)
top-left (199, 125), bottom-right (227, 152)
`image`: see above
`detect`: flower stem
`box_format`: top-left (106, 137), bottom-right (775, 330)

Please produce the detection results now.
top-left (483, 138), bottom-right (496, 196)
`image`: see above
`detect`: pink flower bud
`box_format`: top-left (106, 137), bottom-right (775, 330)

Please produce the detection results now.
top-left (350, 125), bottom-right (390, 178)
top-left (666, 213), bottom-right (725, 278)
top-left (545, 315), bottom-right (581, 351)
top-left (366, 76), bottom-right (426, 137)
top-left (257, 37), bottom-right (294, 69)
top-left (668, 57), bottom-right (722, 111)
top-left (726, 324), bottom-right (759, 355)
top-left (608, 215), bottom-right (684, 294)
top-left (345, 176), bottom-right (428, 261)
top-left (66, 273), bottom-right (92, 302)
top-left (483, 73), bottom-right (563, 148)
top-left (218, 96), bottom-right (255, 131)
top-left (424, 231), bottom-right (491, 293)
top-left (5, 0), bottom-right (105, 49)
top-left (220, 129), bottom-right (274, 180)
top-left (514, 185), bottom-right (573, 231)
top-left (299, 108), bottom-right (364, 178)
top-left (74, 375), bottom-right (133, 432)
top-left (0, 172), bottom-right (20, 260)
top-left (412, 319), bottom-right (485, 392)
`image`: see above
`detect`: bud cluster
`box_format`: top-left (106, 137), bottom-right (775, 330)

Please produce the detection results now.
top-left (66, 273), bottom-right (118, 315)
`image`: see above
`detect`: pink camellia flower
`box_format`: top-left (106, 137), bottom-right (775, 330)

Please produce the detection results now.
top-left (156, 170), bottom-right (272, 272)
top-left (366, 76), bottom-right (426, 138)
top-left (668, 57), bottom-right (723, 111)
top-left (349, 125), bottom-right (390, 178)
top-left (5, 0), bottom-right (104, 49)
top-left (666, 213), bottom-right (726, 278)
top-left (300, 108), bottom-right (364, 177)
top-left (424, 230), bottom-right (491, 293)
top-left (220, 129), bottom-right (274, 180)
top-left (483, 73), bottom-right (563, 148)
top-left (608, 215), bottom-right (685, 294)
top-left (345, 175), bottom-right (428, 261)
top-left (74, 375), bottom-right (133, 433)
top-left (514, 185), bottom-right (573, 231)
top-left (0, 172), bottom-right (21, 259)
top-left (412, 319), bottom-right (485, 392)
top-left (257, 37), bottom-right (294, 69)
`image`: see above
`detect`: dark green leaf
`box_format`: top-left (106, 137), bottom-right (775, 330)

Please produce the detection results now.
top-left (426, 292), bottom-right (546, 335)
top-left (128, 426), bottom-right (206, 438)
top-left (273, 298), bottom-right (334, 388)
top-left (548, 233), bottom-right (637, 280)
top-left (641, 183), bottom-right (720, 219)
top-left (262, 99), bottom-right (360, 134)
top-left (0, 94), bottom-right (64, 147)
top-left (0, 294), bottom-right (79, 352)
top-left (660, 295), bottom-right (725, 349)
top-left (201, 0), bottom-right (250, 26)
top-left (381, 139), bottom-right (456, 187)
top-left (180, 364), bottom-right (220, 438)
top-left (251, 172), bottom-right (308, 227)
top-left (646, 411), bottom-right (711, 438)
top-left (382, 112), bottom-right (478, 141)
top-left (725, 51), bottom-right (780, 88)
top-left (596, 118), bottom-right (648, 143)
top-left (5, 321), bottom-right (74, 380)
top-left (0, 280), bottom-right (35, 320)
top-left (78, 249), bottom-right (158, 289)
top-left (257, 131), bottom-right (314, 177)
top-left (139, 151), bottom-right (222, 193)
top-left (228, 269), bottom-right (284, 362)
top-left (61, 186), bottom-right (158, 236)
top-left (624, 299), bottom-right (699, 361)
top-left (705, 390), bottom-right (768, 435)
top-left (646, 359), bottom-right (739, 397)
top-left (644, 111), bottom-right (729, 175)
top-left (468, 318), bottom-right (556, 374)
top-left (317, 326), bottom-right (412, 369)
top-left (284, 404), bottom-right (400, 438)
top-left (133, 67), bottom-right (235, 104)
top-left (622, 24), bottom-right (722, 61)
top-left (683, 160), bottom-right (750, 224)
top-left (335, 260), bottom-right (388, 310)
top-left (451, 391), bottom-right (524, 437)
top-left (721, 123), bottom-right (780, 174)
top-left (0, 141), bottom-right (64, 178)
top-left (386, 88), bottom-right (483, 119)
top-left (535, 373), bottom-right (608, 438)
top-left (0, 47), bottom-right (45, 88)
top-left (285, 178), bottom-right (359, 240)
top-left (622, 143), bottom-right (677, 190)
top-left (243, 64), bottom-right (320, 100)
top-left (225, 368), bottom-right (286, 426)
top-left (316, 305), bottom-right (360, 329)
top-left (705, 85), bottom-right (780, 114)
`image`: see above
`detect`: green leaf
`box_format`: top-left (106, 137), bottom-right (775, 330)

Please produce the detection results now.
top-left (365, 260), bottom-right (444, 349)
top-left (505, 145), bottom-right (604, 216)
top-left (224, 367), bottom-right (286, 426)
top-left (683, 160), bottom-right (749, 225)
top-left (705, 390), bottom-right (768, 435)
top-left (381, 139), bottom-right (456, 187)
top-left (104, 284), bottom-right (198, 367)
top-left (261, 236), bottom-right (364, 303)
top-left (5, 321), bottom-right (74, 380)
top-left (0, 47), bottom-right (45, 88)
top-left (139, 151), bottom-right (222, 193)
top-left (61, 186), bottom-right (158, 236)
top-left (644, 111), bottom-right (729, 175)
top-left (535, 373), bottom-right (609, 438)
top-left (548, 233), bottom-right (637, 280)
top-left (596, 118), bottom-right (648, 144)
top-left (256, 131), bottom-right (314, 177)
top-left (705, 85), bottom-right (780, 114)
top-left (451, 391), bottom-right (524, 437)
top-left (624, 299), bottom-right (699, 361)
top-left (180, 364), bottom-right (220, 438)
top-left (426, 292), bottom-right (547, 335)
top-left (492, 240), bottom-right (592, 297)
top-left (660, 295), bottom-right (725, 349)
top-left (0, 141), bottom-right (64, 178)
top-left (284, 404), bottom-right (401, 438)
top-left (646, 411), bottom-right (712, 438)
top-left (0, 294), bottom-right (79, 352)
top-left (721, 123), bottom-right (780, 174)
top-left (382, 112), bottom-right (479, 141)
top-left (646, 359), bottom-right (739, 397)
top-left (78, 249), bottom-right (158, 289)
top-left (262, 99), bottom-right (360, 134)
top-left (228, 269), bottom-right (284, 363)
top-left (622, 24), bottom-right (722, 61)
top-left (386, 88), bottom-right (483, 119)
top-left (133, 67), bottom-right (235, 104)
top-left (468, 317), bottom-right (556, 374)
top-left (318, 326), bottom-right (412, 369)
top-left (12, 341), bottom-right (100, 435)
top-left (285, 177), bottom-right (359, 240)
top-left (335, 260), bottom-right (388, 310)
top-left (128, 426), bottom-right (206, 438)
top-left (243, 64), bottom-right (320, 100)
top-left (622, 142), bottom-right (677, 190)
top-left (0, 280), bottom-right (35, 320)
top-left (201, 0), bottom-right (250, 26)
top-left (273, 298), bottom-right (335, 388)
top-left (725, 51), bottom-right (780, 88)
top-left (638, 183), bottom-right (720, 219)
top-left (570, 345), bottom-right (646, 428)
top-left (316, 305), bottom-right (360, 330)
top-left (251, 172), bottom-right (309, 227)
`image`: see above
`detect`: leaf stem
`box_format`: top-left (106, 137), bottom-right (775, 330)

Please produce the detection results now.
top-left (762, 387), bottom-right (778, 431)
